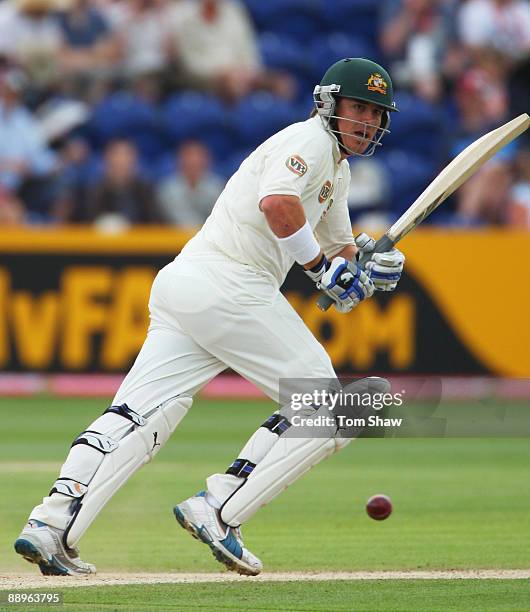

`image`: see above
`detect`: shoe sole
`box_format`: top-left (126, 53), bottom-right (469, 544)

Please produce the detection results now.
top-left (173, 506), bottom-right (259, 576)
top-left (14, 538), bottom-right (69, 576)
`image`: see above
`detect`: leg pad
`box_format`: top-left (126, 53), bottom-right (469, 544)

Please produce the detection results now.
top-left (64, 396), bottom-right (192, 547)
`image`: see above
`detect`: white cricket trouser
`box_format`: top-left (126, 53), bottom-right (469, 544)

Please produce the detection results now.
top-left (137, 251), bottom-right (335, 403)
top-left (31, 245), bottom-right (335, 528)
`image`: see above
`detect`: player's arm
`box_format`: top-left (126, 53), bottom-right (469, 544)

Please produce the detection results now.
top-left (332, 244), bottom-right (358, 262)
top-left (261, 194), bottom-right (357, 267)
top-left (260, 194), bottom-right (373, 312)
top-left (260, 195), bottom-right (323, 269)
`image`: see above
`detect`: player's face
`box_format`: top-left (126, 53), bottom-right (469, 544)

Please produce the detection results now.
top-left (335, 98), bottom-right (384, 155)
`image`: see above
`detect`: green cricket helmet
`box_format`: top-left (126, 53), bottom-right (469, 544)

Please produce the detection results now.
top-left (314, 58), bottom-right (398, 156)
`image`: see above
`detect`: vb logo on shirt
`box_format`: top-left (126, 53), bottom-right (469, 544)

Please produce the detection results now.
top-left (318, 180), bottom-right (333, 203)
top-left (286, 155), bottom-right (308, 176)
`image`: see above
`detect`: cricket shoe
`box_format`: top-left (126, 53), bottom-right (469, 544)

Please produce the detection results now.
top-left (14, 519), bottom-right (96, 576)
top-left (173, 491), bottom-right (262, 576)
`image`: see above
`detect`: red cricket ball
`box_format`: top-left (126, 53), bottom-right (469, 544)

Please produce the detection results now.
top-left (366, 494), bottom-right (392, 520)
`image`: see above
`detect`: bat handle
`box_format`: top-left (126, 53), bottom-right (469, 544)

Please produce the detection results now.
top-left (316, 234), bottom-right (396, 311)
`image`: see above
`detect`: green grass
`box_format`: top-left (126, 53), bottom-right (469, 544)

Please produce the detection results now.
top-left (1, 396), bottom-right (529, 573)
top-left (0, 397), bottom-right (529, 610)
top-left (5, 580), bottom-right (530, 611)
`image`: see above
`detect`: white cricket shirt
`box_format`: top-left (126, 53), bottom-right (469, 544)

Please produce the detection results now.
top-left (183, 116), bottom-right (355, 287)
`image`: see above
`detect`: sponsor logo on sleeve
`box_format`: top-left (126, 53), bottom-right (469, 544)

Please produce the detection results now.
top-left (318, 180), bottom-right (333, 203)
top-left (286, 155), bottom-right (308, 176)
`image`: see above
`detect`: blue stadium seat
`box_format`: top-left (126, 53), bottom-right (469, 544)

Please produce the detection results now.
top-left (233, 92), bottom-right (302, 147)
top-left (88, 91), bottom-right (163, 157)
top-left (161, 91), bottom-right (236, 158)
top-left (245, 0), bottom-right (275, 30)
top-left (143, 152), bottom-right (176, 182)
top-left (298, 93), bottom-right (317, 119)
top-left (384, 92), bottom-right (444, 160)
top-left (74, 153), bottom-right (103, 186)
top-left (310, 33), bottom-right (378, 84)
top-left (214, 147), bottom-right (254, 179)
top-left (267, 0), bottom-right (323, 42)
top-left (378, 150), bottom-right (437, 218)
top-left (323, 0), bottom-right (379, 46)
top-left (259, 32), bottom-right (312, 81)
top-left (259, 32), bottom-right (314, 100)
top-left (247, 0), bottom-right (323, 42)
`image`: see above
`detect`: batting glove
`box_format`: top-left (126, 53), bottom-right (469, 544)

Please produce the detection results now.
top-left (356, 233), bottom-right (405, 292)
top-left (319, 257), bottom-right (374, 313)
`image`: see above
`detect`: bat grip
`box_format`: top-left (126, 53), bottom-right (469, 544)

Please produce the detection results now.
top-left (316, 234), bottom-right (396, 311)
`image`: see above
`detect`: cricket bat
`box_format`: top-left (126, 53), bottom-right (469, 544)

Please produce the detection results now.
top-left (317, 113), bottom-right (530, 311)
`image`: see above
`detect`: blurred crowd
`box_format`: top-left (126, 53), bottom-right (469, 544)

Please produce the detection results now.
top-left (0, 0), bottom-right (529, 229)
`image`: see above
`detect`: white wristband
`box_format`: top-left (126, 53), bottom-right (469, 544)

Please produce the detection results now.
top-left (276, 220), bottom-right (321, 266)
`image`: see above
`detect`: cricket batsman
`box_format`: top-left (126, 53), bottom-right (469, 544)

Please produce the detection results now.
top-left (15, 58), bottom-right (405, 576)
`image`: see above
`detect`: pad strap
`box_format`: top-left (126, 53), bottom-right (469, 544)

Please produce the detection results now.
top-left (262, 413), bottom-right (291, 435)
top-left (103, 403), bottom-right (147, 426)
top-left (71, 430), bottom-right (119, 453)
top-left (226, 459), bottom-right (257, 478)
top-left (49, 477), bottom-right (88, 498)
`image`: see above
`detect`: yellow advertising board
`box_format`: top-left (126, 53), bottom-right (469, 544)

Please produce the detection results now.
top-left (0, 227), bottom-right (528, 376)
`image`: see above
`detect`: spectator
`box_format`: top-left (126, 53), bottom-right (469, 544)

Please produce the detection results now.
top-left (508, 148), bottom-right (530, 227)
top-left (0, 1), bottom-right (16, 31)
top-left (86, 139), bottom-right (159, 227)
top-left (457, 0), bottom-right (530, 61)
top-left (54, 0), bottom-right (120, 96)
top-left (454, 65), bottom-right (508, 139)
top-left (116, 0), bottom-right (174, 79)
top-left (57, 0), bottom-right (112, 50)
top-left (0, 185), bottom-right (25, 225)
top-left (156, 140), bottom-right (225, 226)
top-left (50, 136), bottom-right (95, 223)
top-left (455, 158), bottom-right (513, 225)
top-left (0, 68), bottom-right (57, 221)
top-left (347, 158), bottom-right (390, 231)
top-left (379, 0), bottom-right (457, 103)
top-left (0, 0), bottom-right (64, 95)
top-left (451, 67), bottom-right (513, 225)
top-left (455, 1), bottom-right (530, 124)
top-left (96, 0), bottom-right (130, 31)
top-left (170, 0), bottom-right (295, 102)
top-left (103, 0), bottom-right (177, 104)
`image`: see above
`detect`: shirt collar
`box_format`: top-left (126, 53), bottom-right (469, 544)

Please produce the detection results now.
top-left (311, 115), bottom-right (342, 165)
